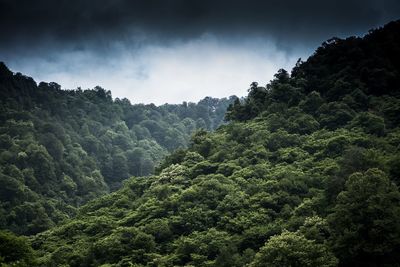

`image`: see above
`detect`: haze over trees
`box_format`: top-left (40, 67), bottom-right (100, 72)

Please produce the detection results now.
top-left (1, 20), bottom-right (400, 267)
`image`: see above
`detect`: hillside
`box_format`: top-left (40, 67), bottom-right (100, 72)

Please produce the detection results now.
top-left (19, 20), bottom-right (400, 267)
top-left (0, 66), bottom-right (233, 235)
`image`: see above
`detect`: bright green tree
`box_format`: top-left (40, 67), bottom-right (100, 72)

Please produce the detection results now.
top-left (250, 231), bottom-right (337, 267)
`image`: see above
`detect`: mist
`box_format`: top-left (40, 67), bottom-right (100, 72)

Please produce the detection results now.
top-left (4, 35), bottom-right (307, 104)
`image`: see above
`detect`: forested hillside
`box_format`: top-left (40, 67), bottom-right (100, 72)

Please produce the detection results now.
top-left (0, 65), bottom-right (233, 235)
top-left (2, 20), bottom-right (400, 267)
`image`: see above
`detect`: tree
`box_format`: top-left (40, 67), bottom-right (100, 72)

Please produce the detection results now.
top-left (328, 169), bottom-right (400, 266)
top-left (0, 230), bottom-right (36, 266)
top-left (174, 228), bottom-right (240, 266)
top-left (299, 91), bottom-right (324, 115)
top-left (250, 231), bottom-right (337, 267)
top-left (141, 156), bottom-right (155, 176)
top-left (112, 152), bottom-right (129, 180)
top-left (318, 102), bottom-right (355, 129)
top-left (40, 132), bottom-right (64, 160)
top-left (349, 112), bottom-right (386, 136)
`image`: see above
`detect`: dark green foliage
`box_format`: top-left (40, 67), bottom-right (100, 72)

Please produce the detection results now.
top-left (328, 169), bottom-right (400, 266)
top-left (292, 21), bottom-right (400, 98)
top-left (250, 231), bottom-right (337, 267)
top-left (349, 112), bottom-right (386, 136)
top-left (0, 66), bottom-right (233, 235)
top-left (0, 230), bottom-right (36, 266)
top-left (227, 21), bottom-right (400, 124)
top-left (32, 105), bottom-right (400, 266)
top-left (3, 20), bottom-right (400, 267)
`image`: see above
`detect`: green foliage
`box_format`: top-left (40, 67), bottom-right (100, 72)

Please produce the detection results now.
top-left (250, 231), bottom-right (337, 267)
top-left (349, 112), bottom-right (386, 136)
top-left (3, 19), bottom-right (400, 267)
top-left (0, 65), bottom-right (233, 234)
top-left (328, 169), bottom-right (400, 266)
top-left (0, 230), bottom-right (36, 266)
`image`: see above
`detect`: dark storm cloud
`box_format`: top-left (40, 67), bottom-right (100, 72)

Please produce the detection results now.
top-left (1, 0), bottom-right (399, 105)
top-left (1, 0), bottom-right (400, 48)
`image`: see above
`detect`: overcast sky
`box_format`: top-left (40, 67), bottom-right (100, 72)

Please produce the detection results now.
top-left (1, 0), bottom-right (399, 104)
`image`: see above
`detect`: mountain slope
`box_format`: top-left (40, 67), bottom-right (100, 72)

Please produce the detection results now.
top-left (0, 65), bottom-right (233, 235)
top-left (29, 20), bottom-right (400, 267)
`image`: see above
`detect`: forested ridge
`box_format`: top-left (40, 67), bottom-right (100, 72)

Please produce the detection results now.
top-left (1, 20), bottom-right (400, 267)
top-left (0, 64), bottom-right (233, 236)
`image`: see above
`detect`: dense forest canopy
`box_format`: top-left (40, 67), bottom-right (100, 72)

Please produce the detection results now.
top-left (0, 66), bottom-right (234, 235)
top-left (1, 20), bottom-right (400, 267)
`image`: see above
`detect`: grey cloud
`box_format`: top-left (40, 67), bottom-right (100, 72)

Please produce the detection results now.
top-left (0, 0), bottom-right (399, 104)
top-left (1, 0), bottom-right (399, 48)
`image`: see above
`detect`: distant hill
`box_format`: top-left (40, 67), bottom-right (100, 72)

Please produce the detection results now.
top-left (0, 65), bottom-right (234, 235)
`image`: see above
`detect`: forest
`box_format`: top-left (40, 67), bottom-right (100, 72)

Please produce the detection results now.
top-left (1, 20), bottom-right (400, 267)
top-left (0, 66), bottom-right (234, 236)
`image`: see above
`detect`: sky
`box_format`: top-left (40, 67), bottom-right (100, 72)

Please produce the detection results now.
top-left (1, 0), bottom-right (399, 104)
